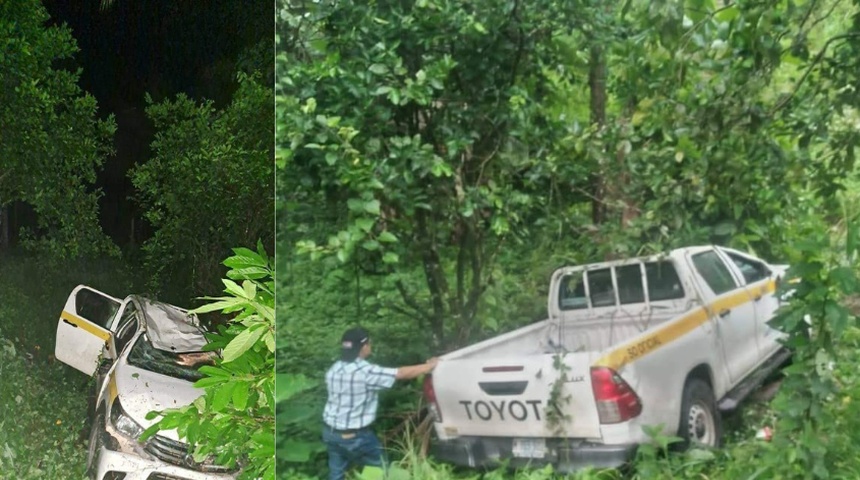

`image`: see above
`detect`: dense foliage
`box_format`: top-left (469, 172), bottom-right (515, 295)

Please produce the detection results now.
top-left (0, 0), bottom-right (116, 256)
top-left (142, 245), bottom-right (276, 480)
top-left (278, 0), bottom-right (860, 478)
top-left (132, 71), bottom-right (275, 299)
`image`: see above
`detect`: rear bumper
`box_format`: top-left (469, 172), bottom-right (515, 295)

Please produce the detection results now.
top-left (430, 436), bottom-right (637, 473)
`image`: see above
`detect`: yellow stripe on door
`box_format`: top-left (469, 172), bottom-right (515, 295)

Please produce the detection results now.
top-left (593, 279), bottom-right (776, 371)
top-left (60, 310), bottom-right (111, 342)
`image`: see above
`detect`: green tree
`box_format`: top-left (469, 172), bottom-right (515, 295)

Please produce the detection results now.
top-left (0, 0), bottom-right (116, 256)
top-left (281, 0), bottom-right (581, 347)
top-left (131, 71), bottom-right (274, 299)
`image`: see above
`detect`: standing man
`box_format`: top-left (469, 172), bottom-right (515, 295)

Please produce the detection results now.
top-left (322, 326), bottom-right (438, 480)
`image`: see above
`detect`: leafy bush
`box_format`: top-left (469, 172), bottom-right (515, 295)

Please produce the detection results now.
top-left (142, 244), bottom-right (275, 480)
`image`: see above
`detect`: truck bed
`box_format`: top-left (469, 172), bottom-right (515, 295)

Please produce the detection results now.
top-left (443, 305), bottom-right (682, 361)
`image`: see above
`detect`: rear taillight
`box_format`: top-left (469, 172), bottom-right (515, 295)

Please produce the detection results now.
top-left (423, 375), bottom-right (443, 423)
top-left (590, 367), bottom-right (642, 424)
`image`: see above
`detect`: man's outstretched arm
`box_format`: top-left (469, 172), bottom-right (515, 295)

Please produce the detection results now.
top-left (395, 357), bottom-right (438, 380)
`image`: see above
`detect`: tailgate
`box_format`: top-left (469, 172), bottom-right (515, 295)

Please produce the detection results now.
top-left (431, 353), bottom-right (603, 439)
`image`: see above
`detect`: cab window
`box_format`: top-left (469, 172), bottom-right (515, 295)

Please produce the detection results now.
top-left (75, 289), bottom-right (120, 329)
top-left (616, 264), bottom-right (645, 304)
top-left (588, 268), bottom-right (615, 307)
top-left (726, 252), bottom-right (770, 284)
top-left (559, 274), bottom-right (587, 310)
top-left (644, 261), bottom-right (685, 300)
top-left (692, 251), bottom-right (738, 295)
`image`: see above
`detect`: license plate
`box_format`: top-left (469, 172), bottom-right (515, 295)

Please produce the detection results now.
top-left (512, 438), bottom-right (546, 459)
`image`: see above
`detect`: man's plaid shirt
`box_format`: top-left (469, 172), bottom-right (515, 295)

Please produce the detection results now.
top-left (323, 359), bottom-right (398, 430)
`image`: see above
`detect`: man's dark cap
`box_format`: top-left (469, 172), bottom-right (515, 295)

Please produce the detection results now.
top-left (340, 327), bottom-right (370, 361)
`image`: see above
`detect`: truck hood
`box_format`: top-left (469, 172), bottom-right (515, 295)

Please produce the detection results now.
top-left (114, 362), bottom-right (203, 440)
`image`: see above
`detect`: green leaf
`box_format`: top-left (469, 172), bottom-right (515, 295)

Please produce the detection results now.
top-left (212, 382), bottom-right (236, 412)
top-left (263, 331), bottom-right (275, 353)
top-left (355, 217), bottom-right (376, 232)
top-left (378, 231), bottom-right (398, 243)
top-left (222, 279), bottom-right (245, 298)
top-left (139, 423), bottom-right (162, 442)
top-left (360, 466), bottom-right (385, 480)
top-left (364, 199), bottom-right (381, 215)
top-left (369, 64), bottom-right (388, 75)
top-left (193, 298), bottom-right (241, 314)
top-left (382, 252), bottom-right (399, 264)
top-left (232, 380), bottom-right (250, 410)
top-left (224, 248), bottom-right (266, 268)
top-left (278, 440), bottom-right (319, 462)
top-left (347, 198), bottom-right (365, 213)
top-left (276, 373), bottom-right (316, 402)
top-left (194, 376), bottom-right (229, 389)
top-left (715, 5), bottom-right (739, 22)
top-left (242, 280), bottom-right (256, 299)
top-left (225, 266), bottom-right (269, 280)
top-left (222, 326), bottom-right (265, 362)
top-left (830, 266), bottom-right (857, 294)
top-left (373, 86), bottom-right (392, 96)
top-left (198, 365), bottom-right (232, 377)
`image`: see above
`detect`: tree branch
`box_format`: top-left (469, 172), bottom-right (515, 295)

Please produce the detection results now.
top-left (394, 279), bottom-right (432, 323)
top-left (769, 33), bottom-right (860, 116)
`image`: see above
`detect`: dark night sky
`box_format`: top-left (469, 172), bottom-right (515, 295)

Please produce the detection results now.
top-left (39, 0), bottom-right (271, 245)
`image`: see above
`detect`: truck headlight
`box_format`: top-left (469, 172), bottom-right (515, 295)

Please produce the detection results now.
top-left (110, 398), bottom-right (144, 439)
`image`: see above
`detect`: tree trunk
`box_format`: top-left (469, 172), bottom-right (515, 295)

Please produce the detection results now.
top-left (416, 210), bottom-right (447, 345)
top-left (0, 205), bottom-right (7, 250)
top-left (589, 44), bottom-right (607, 225)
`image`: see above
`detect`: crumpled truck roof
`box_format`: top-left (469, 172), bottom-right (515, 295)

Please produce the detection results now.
top-left (134, 296), bottom-right (209, 353)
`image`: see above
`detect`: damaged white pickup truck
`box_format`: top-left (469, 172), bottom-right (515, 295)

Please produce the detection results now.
top-left (55, 285), bottom-right (238, 480)
top-left (423, 245), bottom-right (792, 472)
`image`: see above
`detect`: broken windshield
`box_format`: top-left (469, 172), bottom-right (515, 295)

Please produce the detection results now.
top-left (126, 334), bottom-right (216, 382)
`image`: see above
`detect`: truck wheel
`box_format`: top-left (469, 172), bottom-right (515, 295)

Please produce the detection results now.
top-left (86, 411), bottom-right (105, 479)
top-left (678, 379), bottom-right (722, 449)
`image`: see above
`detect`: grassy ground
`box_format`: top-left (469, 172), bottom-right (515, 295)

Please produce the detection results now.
top-left (0, 251), bottom-right (139, 480)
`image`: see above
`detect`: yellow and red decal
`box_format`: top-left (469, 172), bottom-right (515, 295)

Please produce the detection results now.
top-left (593, 279), bottom-right (776, 370)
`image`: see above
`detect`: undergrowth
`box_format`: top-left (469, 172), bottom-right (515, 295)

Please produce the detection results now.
top-left (0, 250), bottom-right (139, 480)
top-left (279, 322), bottom-right (860, 480)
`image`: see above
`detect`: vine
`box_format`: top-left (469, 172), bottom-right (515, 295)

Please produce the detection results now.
top-left (544, 351), bottom-right (573, 436)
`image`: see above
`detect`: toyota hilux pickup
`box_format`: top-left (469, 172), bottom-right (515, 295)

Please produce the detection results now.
top-left (423, 245), bottom-right (792, 472)
top-left (55, 285), bottom-right (239, 480)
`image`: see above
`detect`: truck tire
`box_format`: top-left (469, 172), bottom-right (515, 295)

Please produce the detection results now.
top-left (678, 379), bottom-right (722, 449)
top-left (86, 411), bottom-right (105, 479)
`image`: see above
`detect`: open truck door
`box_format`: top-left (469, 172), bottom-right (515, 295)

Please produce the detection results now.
top-left (55, 285), bottom-right (121, 376)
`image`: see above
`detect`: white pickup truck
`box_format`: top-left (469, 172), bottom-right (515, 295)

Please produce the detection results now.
top-left (423, 245), bottom-right (792, 472)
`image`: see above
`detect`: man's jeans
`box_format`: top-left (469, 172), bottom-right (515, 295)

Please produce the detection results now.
top-left (322, 426), bottom-right (386, 480)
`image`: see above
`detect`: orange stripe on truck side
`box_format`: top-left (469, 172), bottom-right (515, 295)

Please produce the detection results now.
top-left (593, 279), bottom-right (776, 371)
top-left (60, 310), bottom-right (111, 342)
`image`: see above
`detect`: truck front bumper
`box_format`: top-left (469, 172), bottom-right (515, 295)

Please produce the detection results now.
top-left (94, 445), bottom-right (239, 480)
top-left (430, 437), bottom-right (638, 473)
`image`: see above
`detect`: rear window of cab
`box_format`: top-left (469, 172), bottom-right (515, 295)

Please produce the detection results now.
top-left (559, 261), bottom-right (684, 310)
